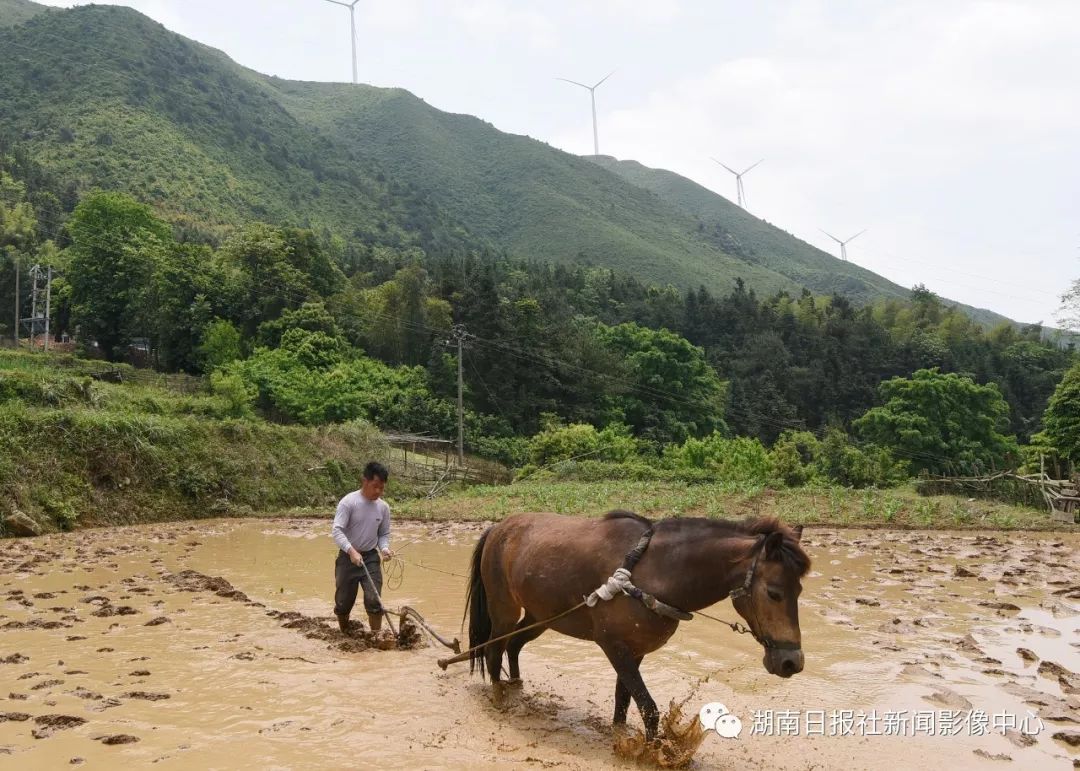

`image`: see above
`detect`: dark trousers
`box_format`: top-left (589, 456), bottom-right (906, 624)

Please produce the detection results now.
top-left (334, 549), bottom-right (383, 618)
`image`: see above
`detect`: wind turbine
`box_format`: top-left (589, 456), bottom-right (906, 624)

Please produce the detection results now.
top-left (320, 0), bottom-right (360, 84)
top-left (711, 158), bottom-right (763, 209)
top-left (820, 228), bottom-right (867, 261)
top-left (556, 71), bottom-right (615, 156)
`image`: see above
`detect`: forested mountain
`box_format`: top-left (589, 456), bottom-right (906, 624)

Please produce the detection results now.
top-left (590, 156), bottom-right (1005, 327)
top-left (0, 1), bottom-right (1005, 321)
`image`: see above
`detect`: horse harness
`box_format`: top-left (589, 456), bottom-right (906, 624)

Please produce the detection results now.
top-left (587, 526), bottom-right (801, 652)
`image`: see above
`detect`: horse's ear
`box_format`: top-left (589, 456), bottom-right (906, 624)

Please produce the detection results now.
top-left (763, 531), bottom-right (785, 558)
top-left (792, 525), bottom-right (804, 542)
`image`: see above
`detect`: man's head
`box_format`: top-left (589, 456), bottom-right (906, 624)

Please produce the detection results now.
top-left (360, 461), bottom-right (389, 501)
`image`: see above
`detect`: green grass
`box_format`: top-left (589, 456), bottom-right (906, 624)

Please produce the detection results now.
top-left (387, 479), bottom-right (1074, 532)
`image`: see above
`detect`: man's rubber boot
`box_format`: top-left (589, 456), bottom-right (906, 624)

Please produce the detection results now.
top-left (337, 614), bottom-right (351, 635)
top-left (367, 612), bottom-right (383, 633)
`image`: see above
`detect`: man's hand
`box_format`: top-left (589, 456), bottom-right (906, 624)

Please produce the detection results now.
top-left (380, 548), bottom-right (394, 561)
top-left (348, 547), bottom-right (362, 567)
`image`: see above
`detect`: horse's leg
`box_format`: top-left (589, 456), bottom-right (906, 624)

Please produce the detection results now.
top-left (602, 645), bottom-right (659, 741)
top-left (484, 593), bottom-right (521, 705)
top-left (505, 613), bottom-right (545, 686)
top-left (612, 656), bottom-right (643, 725)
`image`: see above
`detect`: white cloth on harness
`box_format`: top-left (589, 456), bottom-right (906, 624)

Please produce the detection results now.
top-left (585, 567), bottom-right (633, 607)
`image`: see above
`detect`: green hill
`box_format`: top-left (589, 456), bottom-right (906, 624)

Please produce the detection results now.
top-left (0, 3), bottom-right (471, 252)
top-left (0, 1), bottom-right (1010, 323)
top-left (271, 81), bottom-right (797, 296)
top-left (589, 157), bottom-right (1008, 326)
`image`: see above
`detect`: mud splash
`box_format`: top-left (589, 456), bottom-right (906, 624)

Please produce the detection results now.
top-left (613, 699), bottom-right (707, 768)
top-left (0, 519), bottom-right (1076, 769)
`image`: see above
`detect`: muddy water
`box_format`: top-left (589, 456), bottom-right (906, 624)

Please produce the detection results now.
top-left (0, 520), bottom-right (1077, 770)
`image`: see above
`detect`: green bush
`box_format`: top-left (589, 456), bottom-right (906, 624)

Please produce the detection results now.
top-left (663, 433), bottom-right (773, 485)
top-left (515, 459), bottom-right (719, 484)
top-left (814, 427), bottom-right (907, 489)
top-left (526, 422), bottom-right (639, 467)
top-left (209, 370), bottom-right (256, 418)
top-left (768, 430), bottom-right (821, 487)
top-left (198, 319), bottom-right (243, 371)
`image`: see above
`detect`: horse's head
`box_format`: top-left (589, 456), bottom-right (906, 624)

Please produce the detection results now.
top-left (730, 521), bottom-right (810, 678)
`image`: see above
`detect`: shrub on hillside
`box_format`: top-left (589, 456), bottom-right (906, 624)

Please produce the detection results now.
top-left (814, 428), bottom-right (907, 489)
top-left (526, 421), bottom-right (639, 467)
top-left (663, 433), bottom-right (773, 485)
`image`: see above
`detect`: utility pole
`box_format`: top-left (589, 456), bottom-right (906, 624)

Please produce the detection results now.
top-left (12, 256), bottom-right (18, 348)
top-left (29, 264), bottom-right (39, 347)
top-left (29, 264), bottom-right (48, 349)
top-left (44, 266), bottom-right (51, 353)
top-left (451, 324), bottom-right (467, 466)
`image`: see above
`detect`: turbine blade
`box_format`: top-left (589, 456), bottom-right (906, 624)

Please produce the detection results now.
top-left (556, 77), bottom-right (590, 89)
top-left (711, 158), bottom-right (739, 176)
top-left (593, 70), bottom-right (616, 89)
top-left (819, 229), bottom-right (842, 243)
top-left (741, 159), bottom-right (765, 175)
top-left (320, 0), bottom-right (352, 7)
top-left (845, 229), bottom-right (867, 244)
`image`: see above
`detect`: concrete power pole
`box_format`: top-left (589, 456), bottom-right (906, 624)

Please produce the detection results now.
top-left (28, 264), bottom-right (48, 349)
top-left (44, 266), bottom-right (52, 352)
top-left (12, 257), bottom-right (18, 347)
top-left (451, 324), bottom-right (467, 466)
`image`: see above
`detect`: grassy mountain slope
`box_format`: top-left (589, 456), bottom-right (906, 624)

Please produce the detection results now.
top-left (590, 157), bottom-right (1009, 326)
top-left (272, 82), bottom-right (799, 296)
top-left (0, 4), bottom-right (471, 251)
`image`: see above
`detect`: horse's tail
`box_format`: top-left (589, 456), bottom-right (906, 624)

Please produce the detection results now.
top-left (464, 527), bottom-right (493, 679)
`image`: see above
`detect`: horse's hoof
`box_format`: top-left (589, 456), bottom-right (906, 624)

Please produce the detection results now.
top-left (505, 677), bottom-right (524, 689)
top-left (491, 682), bottom-right (507, 707)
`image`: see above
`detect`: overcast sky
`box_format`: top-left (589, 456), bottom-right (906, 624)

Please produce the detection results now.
top-left (33, 0), bottom-right (1080, 325)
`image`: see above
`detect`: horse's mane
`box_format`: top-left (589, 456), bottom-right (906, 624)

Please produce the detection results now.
top-left (605, 510), bottom-right (811, 577)
top-left (604, 509), bottom-right (654, 527)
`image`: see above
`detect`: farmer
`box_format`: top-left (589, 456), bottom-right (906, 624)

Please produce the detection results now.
top-left (331, 461), bottom-right (393, 634)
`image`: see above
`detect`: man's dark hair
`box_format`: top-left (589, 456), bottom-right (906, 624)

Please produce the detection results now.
top-left (363, 461), bottom-right (389, 482)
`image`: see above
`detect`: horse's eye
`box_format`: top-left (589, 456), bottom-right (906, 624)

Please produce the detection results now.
top-left (767, 589), bottom-right (782, 602)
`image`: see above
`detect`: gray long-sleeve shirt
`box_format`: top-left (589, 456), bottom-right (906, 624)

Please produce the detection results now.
top-left (331, 491), bottom-right (391, 555)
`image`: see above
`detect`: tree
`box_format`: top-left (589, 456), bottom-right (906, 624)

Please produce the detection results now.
top-left (1057, 278), bottom-right (1080, 333)
top-left (198, 319), bottom-right (243, 372)
top-left (66, 192), bottom-right (172, 360)
top-left (596, 321), bottom-right (727, 445)
top-left (1036, 362), bottom-right (1080, 465)
top-left (854, 368), bottom-right (1019, 475)
top-left (1, 172), bottom-right (38, 340)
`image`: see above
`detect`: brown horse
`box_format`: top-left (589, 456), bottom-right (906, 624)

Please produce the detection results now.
top-left (464, 510), bottom-right (810, 741)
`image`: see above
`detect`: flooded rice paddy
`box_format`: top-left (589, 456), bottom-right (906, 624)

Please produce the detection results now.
top-left (0, 519), bottom-right (1076, 769)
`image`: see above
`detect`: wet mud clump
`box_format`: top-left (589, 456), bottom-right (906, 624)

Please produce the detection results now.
top-left (31, 715), bottom-right (86, 739)
top-left (163, 570), bottom-right (251, 602)
top-left (268, 610), bottom-right (426, 653)
top-left (162, 568), bottom-right (425, 653)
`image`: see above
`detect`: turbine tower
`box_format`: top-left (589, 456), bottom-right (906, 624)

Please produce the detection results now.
top-left (820, 229), bottom-right (867, 261)
top-left (711, 158), bottom-right (763, 209)
top-left (321, 0), bottom-right (361, 84)
top-left (556, 71), bottom-right (614, 156)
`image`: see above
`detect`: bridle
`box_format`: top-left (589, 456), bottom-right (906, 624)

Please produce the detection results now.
top-left (725, 535), bottom-right (802, 652)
